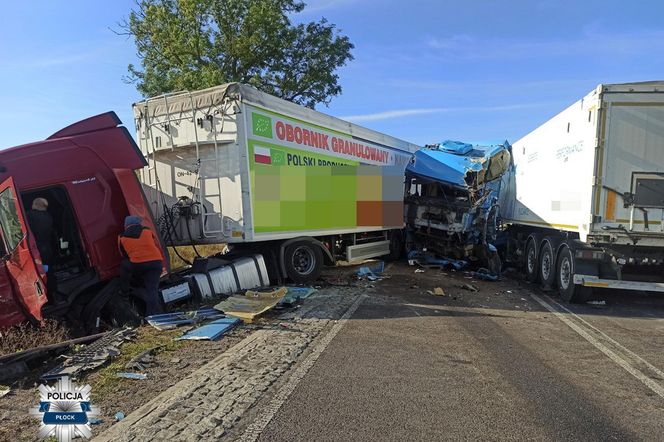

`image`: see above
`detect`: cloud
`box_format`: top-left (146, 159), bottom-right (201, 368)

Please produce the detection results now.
top-left (426, 28), bottom-right (664, 61)
top-left (0, 41), bottom-right (125, 70)
top-left (341, 102), bottom-right (555, 122)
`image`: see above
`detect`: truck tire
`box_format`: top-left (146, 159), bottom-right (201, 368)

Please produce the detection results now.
top-left (525, 239), bottom-right (539, 282)
top-left (538, 239), bottom-right (556, 289)
top-left (556, 245), bottom-right (590, 303)
top-left (101, 295), bottom-right (143, 328)
top-left (284, 241), bottom-right (324, 283)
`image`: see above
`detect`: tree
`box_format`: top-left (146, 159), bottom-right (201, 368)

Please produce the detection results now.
top-left (122, 0), bottom-right (354, 108)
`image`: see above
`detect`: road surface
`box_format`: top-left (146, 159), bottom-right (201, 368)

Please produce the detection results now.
top-left (255, 263), bottom-right (664, 441)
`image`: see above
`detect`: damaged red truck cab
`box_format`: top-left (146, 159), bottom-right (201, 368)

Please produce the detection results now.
top-left (0, 112), bottom-right (166, 329)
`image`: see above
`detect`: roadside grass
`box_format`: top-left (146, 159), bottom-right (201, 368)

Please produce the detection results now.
top-left (89, 326), bottom-right (184, 400)
top-left (168, 244), bottom-right (227, 270)
top-left (0, 319), bottom-right (70, 356)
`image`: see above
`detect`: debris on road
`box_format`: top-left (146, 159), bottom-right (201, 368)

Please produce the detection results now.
top-left (115, 412), bottom-right (125, 422)
top-left (0, 331), bottom-right (108, 382)
top-left (215, 287), bottom-right (287, 323)
top-left (89, 417), bottom-right (103, 425)
top-left (146, 308), bottom-right (226, 331)
top-left (587, 300), bottom-right (607, 306)
top-left (408, 251), bottom-right (468, 271)
top-left (468, 268), bottom-right (500, 282)
top-left (279, 287), bottom-right (317, 306)
top-left (415, 268), bottom-right (425, 273)
top-left (116, 372), bottom-right (148, 380)
top-left (0, 385), bottom-right (9, 398)
top-left (176, 317), bottom-right (242, 341)
top-left (41, 328), bottom-right (136, 381)
top-left (428, 287), bottom-right (446, 296)
top-left (125, 347), bottom-right (159, 371)
top-left (459, 283), bottom-right (479, 292)
top-left (357, 261), bottom-right (385, 281)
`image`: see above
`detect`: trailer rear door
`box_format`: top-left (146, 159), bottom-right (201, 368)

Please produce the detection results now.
top-left (0, 177), bottom-right (47, 321)
top-left (596, 93), bottom-right (664, 235)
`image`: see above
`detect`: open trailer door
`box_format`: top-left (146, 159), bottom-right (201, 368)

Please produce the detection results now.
top-left (0, 177), bottom-right (47, 322)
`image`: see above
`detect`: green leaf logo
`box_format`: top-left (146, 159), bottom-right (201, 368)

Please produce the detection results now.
top-left (271, 149), bottom-right (286, 166)
top-left (252, 113), bottom-right (273, 138)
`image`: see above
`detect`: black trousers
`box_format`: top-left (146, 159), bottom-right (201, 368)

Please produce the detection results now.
top-left (120, 259), bottom-right (164, 316)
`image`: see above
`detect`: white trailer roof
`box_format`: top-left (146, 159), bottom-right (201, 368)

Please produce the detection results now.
top-left (133, 83), bottom-right (420, 153)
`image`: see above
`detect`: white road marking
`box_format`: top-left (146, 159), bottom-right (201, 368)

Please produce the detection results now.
top-left (531, 294), bottom-right (664, 400)
top-left (546, 295), bottom-right (664, 381)
top-left (238, 294), bottom-right (366, 442)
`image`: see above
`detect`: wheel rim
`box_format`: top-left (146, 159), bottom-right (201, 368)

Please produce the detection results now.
top-left (541, 250), bottom-right (551, 281)
top-left (559, 257), bottom-right (571, 290)
top-left (291, 246), bottom-right (315, 275)
top-left (527, 246), bottom-right (536, 274)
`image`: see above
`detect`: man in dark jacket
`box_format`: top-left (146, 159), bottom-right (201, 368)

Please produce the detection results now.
top-left (118, 215), bottom-right (165, 316)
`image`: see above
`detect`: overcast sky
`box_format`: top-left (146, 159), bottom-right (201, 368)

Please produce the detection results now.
top-left (2, 0), bottom-right (664, 148)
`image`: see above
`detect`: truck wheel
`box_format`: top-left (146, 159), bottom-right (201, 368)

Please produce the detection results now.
top-left (525, 239), bottom-right (539, 282)
top-left (538, 240), bottom-right (556, 289)
top-left (284, 242), bottom-right (324, 283)
top-left (556, 245), bottom-right (589, 303)
top-left (101, 295), bottom-right (143, 328)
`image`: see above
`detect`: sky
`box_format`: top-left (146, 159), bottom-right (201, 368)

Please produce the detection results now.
top-left (2, 0), bottom-right (664, 148)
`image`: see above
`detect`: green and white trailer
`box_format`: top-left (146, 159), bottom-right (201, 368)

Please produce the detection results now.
top-left (133, 83), bottom-right (420, 282)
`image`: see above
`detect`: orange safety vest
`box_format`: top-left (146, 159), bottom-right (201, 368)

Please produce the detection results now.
top-left (118, 227), bottom-right (163, 264)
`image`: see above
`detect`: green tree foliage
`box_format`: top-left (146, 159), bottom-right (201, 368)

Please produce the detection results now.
top-left (123, 0), bottom-right (354, 107)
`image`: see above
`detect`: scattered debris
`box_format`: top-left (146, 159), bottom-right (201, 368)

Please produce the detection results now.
top-left (427, 287), bottom-right (446, 296)
top-left (215, 287), bottom-right (287, 323)
top-left (41, 328), bottom-right (136, 381)
top-left (0, 331), bottom-right (107, 382)
top-left (169, 357), bottom-right (181, 364)
top-left (507, 290), bottom-right (513, 294)
top-left (146, 308), bottom-right (226, 331)
top-left (587, 300), bottom-right (607, 306)
top-left (460, 283), bottom-right (479, 292)
top-left (115, 412), bottom-right (125, 422)
top-left (125, 347), bottom-right (159, 371)
top-left (357, 262), bottom-right (385, 281)
top-left (116, 372), bottom-right (148, 380)
top-left (89, 418), bottom-right (103, 425)
top-left (0, 385), bottom-right (9, 398)
top-left (408, 251), bottom-right (468, 271)
top-left (177, 317), bottom-right (242, 341)
top-left (279, 287), bottom-right (317, 306)
top-left (415, 269), bottom-right (425, 273)
top-left (469, 268), bottom-right (500, 281)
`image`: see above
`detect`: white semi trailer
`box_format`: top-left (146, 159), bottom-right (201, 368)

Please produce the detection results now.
top-left (133, 83), bottom-right (419, 283)
top-left (500, 81), bottom-right (664, 301)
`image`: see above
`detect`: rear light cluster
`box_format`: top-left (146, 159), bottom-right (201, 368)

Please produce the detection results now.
top-left (575, 250), bottom-right (605, 261)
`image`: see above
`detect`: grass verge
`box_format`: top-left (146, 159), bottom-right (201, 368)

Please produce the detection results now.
top-left (89, 326), bottom-right (184, 399)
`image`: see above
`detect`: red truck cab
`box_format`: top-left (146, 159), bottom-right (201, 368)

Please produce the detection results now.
top-left (0, 112), bottom-right (166, 329)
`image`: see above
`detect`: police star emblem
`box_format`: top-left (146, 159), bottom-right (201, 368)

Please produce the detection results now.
top-left (30, 376), bottom-right (100, 441)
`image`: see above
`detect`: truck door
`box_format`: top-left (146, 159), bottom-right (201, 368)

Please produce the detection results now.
top-left (0, 177), bottom-right (47, 321)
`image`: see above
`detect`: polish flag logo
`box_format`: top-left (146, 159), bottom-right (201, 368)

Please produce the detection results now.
top-left (254, 146), bottom-right (272, 164)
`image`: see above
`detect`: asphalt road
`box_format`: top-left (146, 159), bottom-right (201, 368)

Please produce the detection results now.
top-left (258, 263), bottom-right (664, 441)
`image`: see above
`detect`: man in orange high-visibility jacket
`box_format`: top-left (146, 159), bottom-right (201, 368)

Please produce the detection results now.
top-left (118, 215), bottom-right (165, 316)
